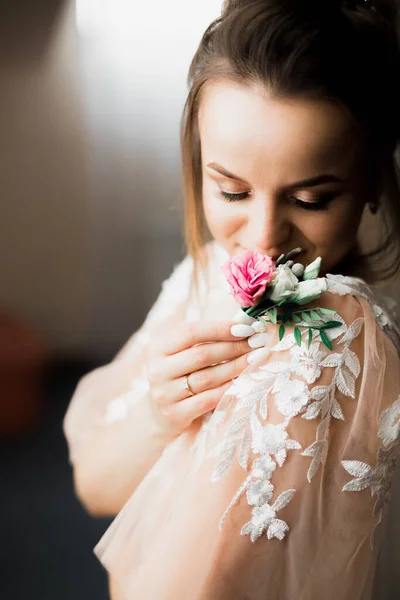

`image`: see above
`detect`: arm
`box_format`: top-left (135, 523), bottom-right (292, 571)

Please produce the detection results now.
top-left (95, 290), bottom-right (400, 599)
top-left (68, 362), bottom-right (178, 517)
top-left (63, 254), bottom-right (194, 517)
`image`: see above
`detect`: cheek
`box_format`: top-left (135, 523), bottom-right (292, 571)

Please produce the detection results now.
top-left (300, 200), bottom-right (364, 269)
top-left (203, 187), bottom-right (242, 243)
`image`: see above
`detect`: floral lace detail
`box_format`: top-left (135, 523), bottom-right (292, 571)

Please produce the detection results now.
top-left (196, 257), bottom-right (400, 547)
top-left (104, 377), bottom-right (150, 424)
top-left (102, 255), bottom-right (196, 424)
top-left (342, 394), bottom-right (400, 549)
top-left (326, 273), bottom-right (400, 354)
top-left (144, 254), bottom-right (195, 325)
top-left (198, 309), bottom-right (364, 543)
top-left (378, 397), bottom-right (400, 446)
top-left (301, 317), bottom-right (364, 480)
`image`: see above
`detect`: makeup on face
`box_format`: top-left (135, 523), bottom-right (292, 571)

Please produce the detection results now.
top-left (199, 82), bottom-right (367, 274)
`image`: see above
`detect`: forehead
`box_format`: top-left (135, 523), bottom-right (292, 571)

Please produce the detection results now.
top-left (198, 80), bottom-right (362, 175)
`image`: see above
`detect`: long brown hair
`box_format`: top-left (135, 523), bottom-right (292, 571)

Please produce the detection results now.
top-left (179, 0), bottom-right (400, 291)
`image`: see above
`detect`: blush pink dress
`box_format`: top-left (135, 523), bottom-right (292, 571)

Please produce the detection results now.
top-left (64, 241), bottom-right (400, 600)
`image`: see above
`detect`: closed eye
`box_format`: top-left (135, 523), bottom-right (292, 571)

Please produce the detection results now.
top-left (217, 190), bottom-right (250, 202)
top-left (290, 193), bottom-right (335, 211)
top-left (216, 190), bottom-right (335, 211)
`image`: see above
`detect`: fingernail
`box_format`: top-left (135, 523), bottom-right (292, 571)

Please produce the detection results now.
top-left (233, 310), bottom-right (256, 325)
top-left (247, 347), bottom-right (266, 364)
top-left (231, 324), bottom-right (255, 337)
top-left (248, 333), bottom-right (268, 349)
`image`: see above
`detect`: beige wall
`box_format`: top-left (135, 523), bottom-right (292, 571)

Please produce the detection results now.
top-left (0, 0), bottom-right (190, 360)
top-left (0, 0), bottom-right (398, 362)
top-left (0, 1), bottom-right (90, 356)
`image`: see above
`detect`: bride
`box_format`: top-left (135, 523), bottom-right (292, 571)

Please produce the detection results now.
top-left (64, 0), bottom-right (400, 598)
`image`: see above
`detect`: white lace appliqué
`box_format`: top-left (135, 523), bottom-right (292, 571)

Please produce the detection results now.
top-left (200, 311), bottom-right (364, 544)
top-left (326, 273), bottom-right (400, 352)
top-left (103, 255), bottom-right (196, 425)
top-left (341, 394), bottom-right (400, 549)
top-left (105, 378), bottom-right (150, 424)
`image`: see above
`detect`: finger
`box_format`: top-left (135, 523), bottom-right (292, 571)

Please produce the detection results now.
top-left (160, 321), bottom-right (255, 356)
top-left (173, 380), bottom-right (234, 426)
top-left (166, 338), bottom-right (252, 380)
top-left (176, 352), bottom-right (250, 399)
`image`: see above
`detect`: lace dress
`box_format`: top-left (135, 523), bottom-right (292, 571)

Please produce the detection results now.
top-left (64, 241), bottom-right (400, 600)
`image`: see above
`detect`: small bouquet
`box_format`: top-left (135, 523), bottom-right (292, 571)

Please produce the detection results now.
top-left (222, 248), bottom-right (341, 350)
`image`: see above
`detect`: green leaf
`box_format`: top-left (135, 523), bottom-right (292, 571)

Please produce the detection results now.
top-left (292, 313), bottom-right (301, 323)
top-left (294, 327), bottom-right (302, 347)
top-left (308, 328), bottom-right (313, 348)
top-left (268, 307), bottom-right (278, 324)
top-left (259, 317), bottom-right (269, 326)
top-left (320, 330), bottom-right (332, 350)
top-left (318, 307), bottom-right (336, 315)
top-left (310, 310), bottom-right (320, 320)
top-left (301, 311), bottom-right (312, 322)
top-left (279, 324), bottom-right (285, 341)
top-left (319, 320), bottom-right (343, 330)
top-left (246, 299), bottom-right (273, 318)
top-left (282, 306), bottom-right (293, 325)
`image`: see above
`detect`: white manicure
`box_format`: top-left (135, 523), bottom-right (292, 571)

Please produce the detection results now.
top-left (233, 309), bottom-right (256, 325)
top-left (231, 324), bottom-right (255, 337)
top-left (248, 333), bottom-right (268, 349)
top-left (247, 347), bottom-right (267, 364)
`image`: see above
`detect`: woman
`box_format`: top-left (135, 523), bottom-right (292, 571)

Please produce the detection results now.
top-left (64, 0), bottom-right (400, 597)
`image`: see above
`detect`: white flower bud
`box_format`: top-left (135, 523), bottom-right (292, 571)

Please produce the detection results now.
top-left (303, 257), bottom-right (322, 280)
top-left (291, 263), bottom-right (305, 278)
top-left (290, 278), bottom-right (327, 305)
top-left (267, 265), bottom-right (299, 303)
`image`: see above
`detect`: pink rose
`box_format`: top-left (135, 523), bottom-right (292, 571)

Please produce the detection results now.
top-left (222, 250), bottom-right (276, 308)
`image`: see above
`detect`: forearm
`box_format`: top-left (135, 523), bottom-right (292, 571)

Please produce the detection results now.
top-left (72, 394), bottom-right (177, 517)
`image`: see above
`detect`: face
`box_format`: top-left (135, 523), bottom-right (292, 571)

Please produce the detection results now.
top-left (199, 81), bottom-right (372, 275)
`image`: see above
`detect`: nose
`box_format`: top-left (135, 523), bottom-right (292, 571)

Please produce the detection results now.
top-left (246, 196), bottom-right (291, 257)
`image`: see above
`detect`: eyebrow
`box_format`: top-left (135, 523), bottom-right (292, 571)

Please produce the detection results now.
top-left (206, 162), bottom-right (345, 188)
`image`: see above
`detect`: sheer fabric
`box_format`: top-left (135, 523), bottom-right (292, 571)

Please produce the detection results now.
top-left (64, 241), bottom-right (400, 600)
top-left (63, 251), bottom-right (198, 466)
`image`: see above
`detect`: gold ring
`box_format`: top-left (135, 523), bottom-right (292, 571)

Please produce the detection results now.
top-left (183, 374), bottom-right (195, 397)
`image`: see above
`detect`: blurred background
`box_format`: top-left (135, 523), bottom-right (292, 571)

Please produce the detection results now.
top-left (0, 1), bottom-right (400, 599)
top-left (0, 0), bottom-right (221, 598)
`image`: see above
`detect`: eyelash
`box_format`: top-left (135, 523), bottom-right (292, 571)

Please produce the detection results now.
top-left (216, 190), bottom-right (334, 211)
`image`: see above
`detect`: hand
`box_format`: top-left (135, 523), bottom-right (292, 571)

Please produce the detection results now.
top-left (146, 320), bottom-right (255, 437)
